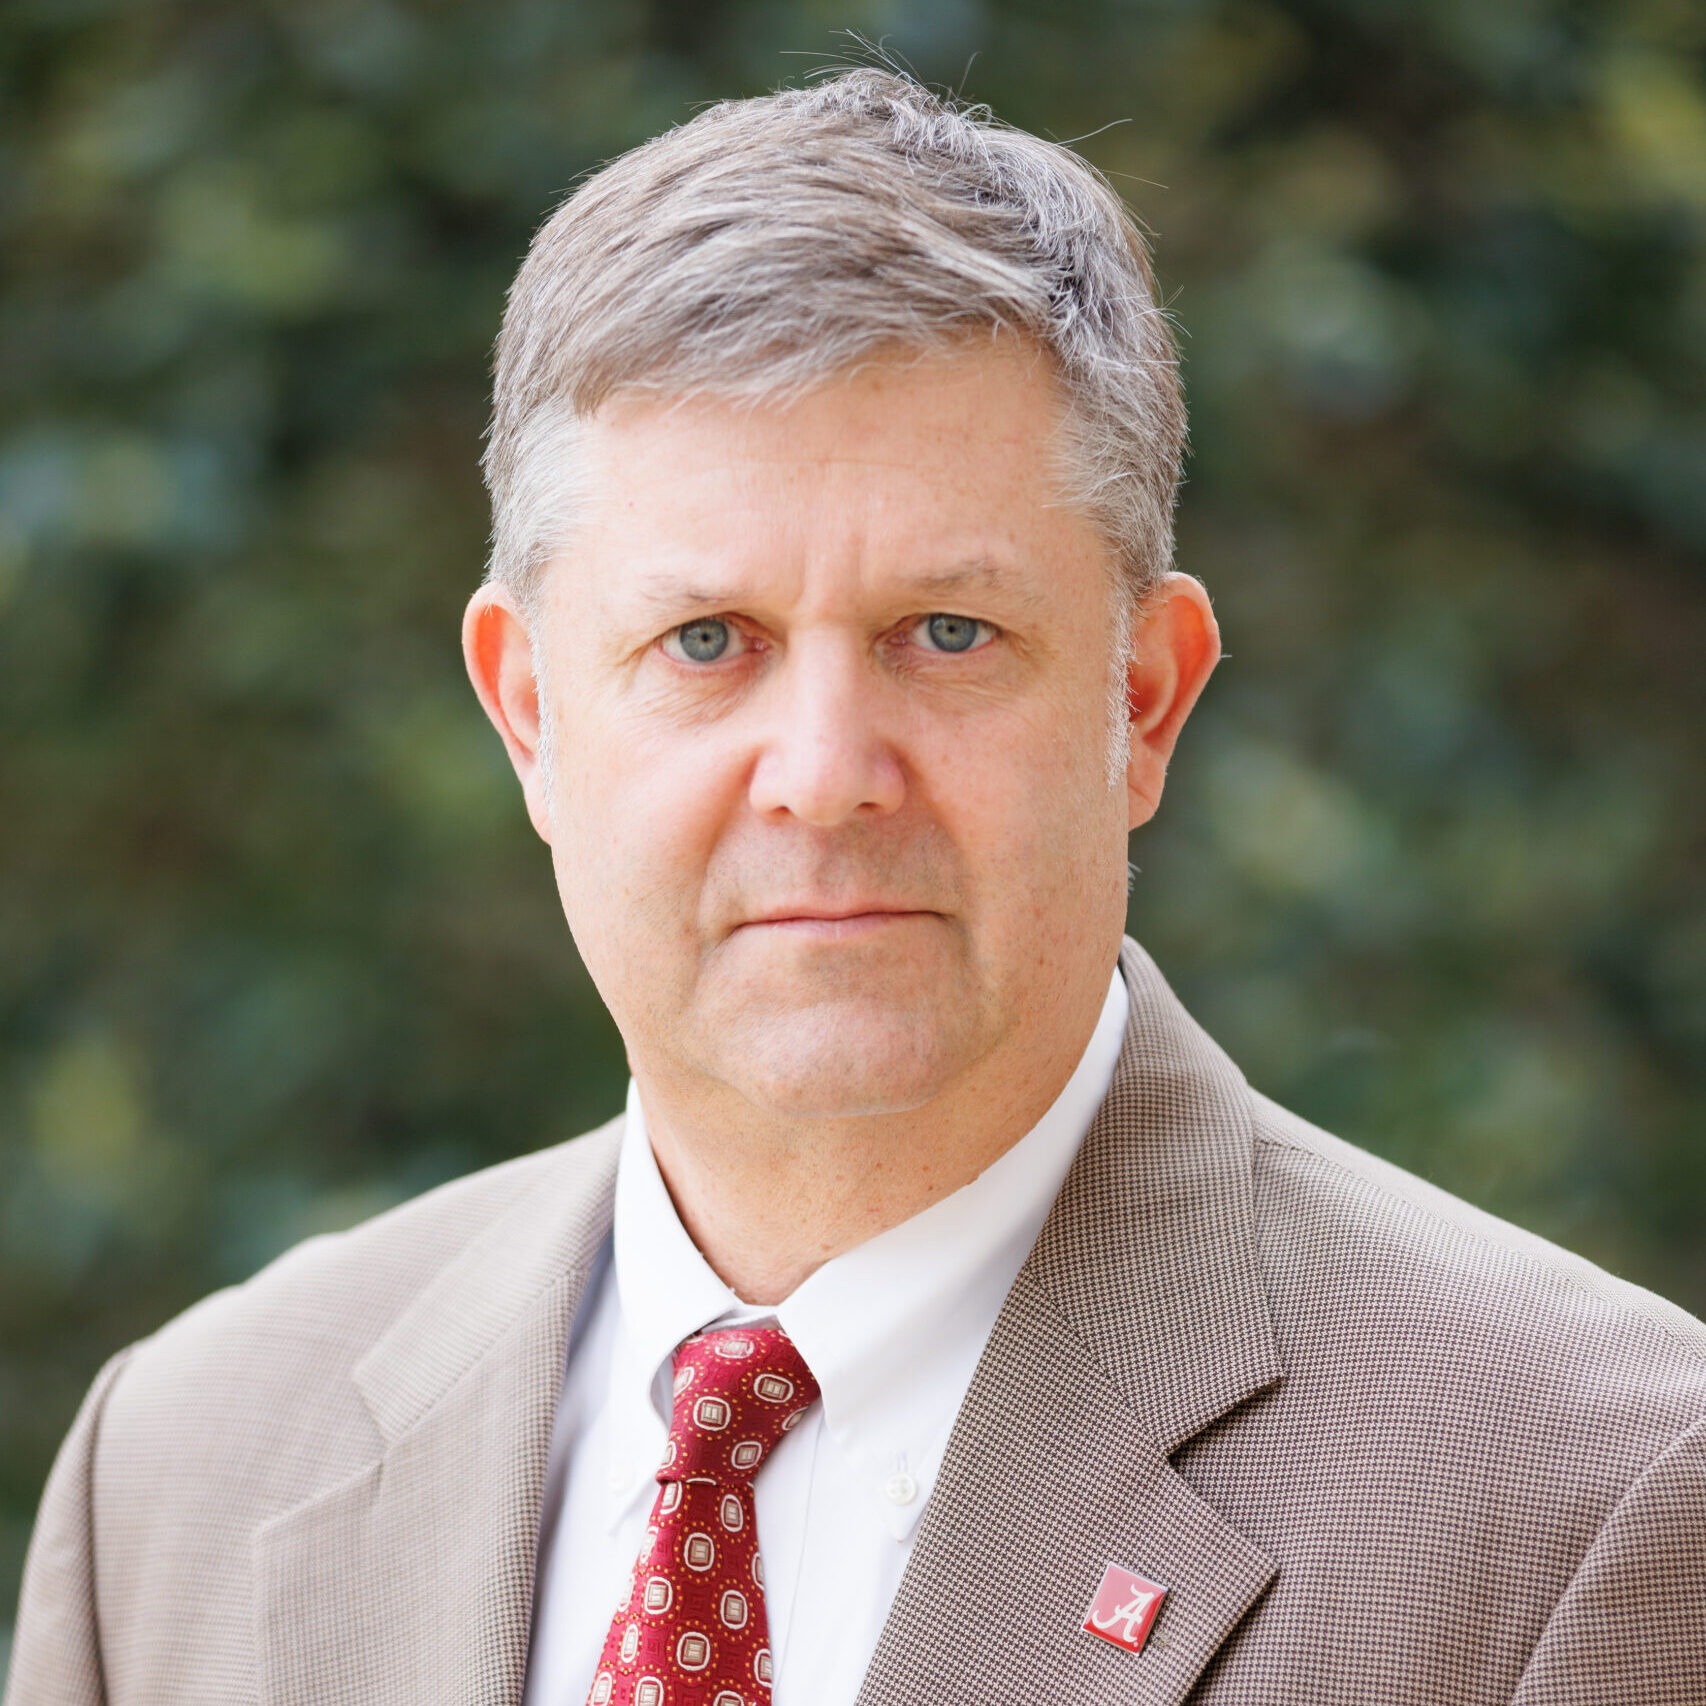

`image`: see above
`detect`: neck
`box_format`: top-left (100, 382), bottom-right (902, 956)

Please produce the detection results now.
top-left (635, 977), bottom-right (1113, 1305)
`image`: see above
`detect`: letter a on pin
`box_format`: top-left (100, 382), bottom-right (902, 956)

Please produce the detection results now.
top-left (1082, 1562), bottom-right (1167, 1656)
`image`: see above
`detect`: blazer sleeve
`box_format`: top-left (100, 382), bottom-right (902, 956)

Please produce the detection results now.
top-left (4, 1349), bottom-right (136, 1706)
top-left (1511, 1411), bottom-right (1706, 1705)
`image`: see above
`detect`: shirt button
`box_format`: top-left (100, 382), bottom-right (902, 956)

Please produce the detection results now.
top-left (607, 1465), bottom-right (631, 1494)
top-left (883, 1471), bottom-right (918, 1507)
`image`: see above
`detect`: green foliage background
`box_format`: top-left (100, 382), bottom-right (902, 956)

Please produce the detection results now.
top-left (3, 0), bottom-right (1704, 1658)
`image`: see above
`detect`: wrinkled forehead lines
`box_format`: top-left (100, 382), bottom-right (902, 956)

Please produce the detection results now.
top-left (576, 416), bottom-right (1051, 513)
top-left (578, 342), bottom-right (1074, 502)
top-left (545, 346), bottom-right (1101, 622)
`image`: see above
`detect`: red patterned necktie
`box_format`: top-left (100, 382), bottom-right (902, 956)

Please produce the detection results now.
top-left (585, 1324), bottom-right (820, 1706)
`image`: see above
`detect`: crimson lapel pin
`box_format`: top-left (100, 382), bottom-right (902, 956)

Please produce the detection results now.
top-left (1082, 1561), bottom-right (1168, 1656)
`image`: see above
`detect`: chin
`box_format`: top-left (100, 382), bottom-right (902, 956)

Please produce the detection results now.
top-left (703, 1002), bottom-right (977, 1120)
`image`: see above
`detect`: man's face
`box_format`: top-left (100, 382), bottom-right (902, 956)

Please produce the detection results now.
top-left (528, 344), bottom-right (1137, 1119)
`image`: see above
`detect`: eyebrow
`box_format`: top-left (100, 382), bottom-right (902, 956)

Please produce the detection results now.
top-left (625, 575), bottom-right (748, 615)
top-left (911, 558), bottom-right (1048, 609)
top-left (625, 557), bottom-right (1047, 615)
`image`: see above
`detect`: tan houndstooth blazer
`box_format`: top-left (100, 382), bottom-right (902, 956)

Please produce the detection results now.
top-left (8, 940), bottom-right (1706, 1705)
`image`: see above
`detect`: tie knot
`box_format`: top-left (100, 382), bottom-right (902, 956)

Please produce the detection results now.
top-left (660, 1324), bottom-right (819, 1486)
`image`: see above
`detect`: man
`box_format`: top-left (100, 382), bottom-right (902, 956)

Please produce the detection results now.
top-left (8, 68), bottom-right (1706, 1706)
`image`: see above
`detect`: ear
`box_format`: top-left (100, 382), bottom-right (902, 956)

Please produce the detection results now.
top-left (1124, 573), bottom-right (1221, 832)
top-left (462, 580), bottom-right (553, 842)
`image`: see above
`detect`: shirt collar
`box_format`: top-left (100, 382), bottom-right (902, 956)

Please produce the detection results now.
top-left (611, 1079), bottom-right (746, 1419)
top-left (611, 965), bottom-right (1130, 1538)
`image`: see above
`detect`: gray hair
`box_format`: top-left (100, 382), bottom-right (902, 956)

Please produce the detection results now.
top-left (483, 69), bottom-right (1185, 624)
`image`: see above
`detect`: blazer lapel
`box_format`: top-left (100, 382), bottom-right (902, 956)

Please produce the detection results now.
top-left (253, 1120), bottom-right (622, 1706)
top-left (858, 940), bottom-right (1284, 1705)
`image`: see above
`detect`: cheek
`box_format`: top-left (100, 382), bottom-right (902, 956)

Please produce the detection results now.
top-left (910, 695), bottom-right (1117, 898)
top-left (552, 711), bottom-right (744, 931)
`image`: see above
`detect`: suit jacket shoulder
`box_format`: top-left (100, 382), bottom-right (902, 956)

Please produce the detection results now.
top-left (1169, 1090), bottom-right (1706, 1702)
top-left (107, 1117), bottom-right (621, 1480)
top-left (6, 1119), bottom-right (621, 1706)
top-left (1249, 1088), bottom-right (1706, 1374)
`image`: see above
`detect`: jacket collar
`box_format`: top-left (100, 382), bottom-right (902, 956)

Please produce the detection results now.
top-left (255, 1117), bottom-right (622, 1706)
top-left (349, 1122), bottom-right (622, 1446)
top-left (1028, 936), bottom-right (1282, 1453)
top-left (857, 938), bottom-right (1283, 1705)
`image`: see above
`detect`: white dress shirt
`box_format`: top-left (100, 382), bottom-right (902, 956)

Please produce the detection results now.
top-left (521, 967), bottom-right (1129, 1706)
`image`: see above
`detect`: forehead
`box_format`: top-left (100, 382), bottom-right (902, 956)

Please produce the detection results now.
top-left (567, 340), bottom-right (1103, 596)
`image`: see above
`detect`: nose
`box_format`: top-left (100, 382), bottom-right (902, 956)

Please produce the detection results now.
top-left (746, 639), bottom-right (906, 825)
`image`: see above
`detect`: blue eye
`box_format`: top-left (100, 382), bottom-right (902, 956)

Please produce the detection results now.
top-left (923, 613), bottom-right (987, 653)
top-left (674, 618), bottom-right (729, 662)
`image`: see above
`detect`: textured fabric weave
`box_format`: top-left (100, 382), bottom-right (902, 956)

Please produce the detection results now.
top-left (586, 1326), bottom-right (818, 1706)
